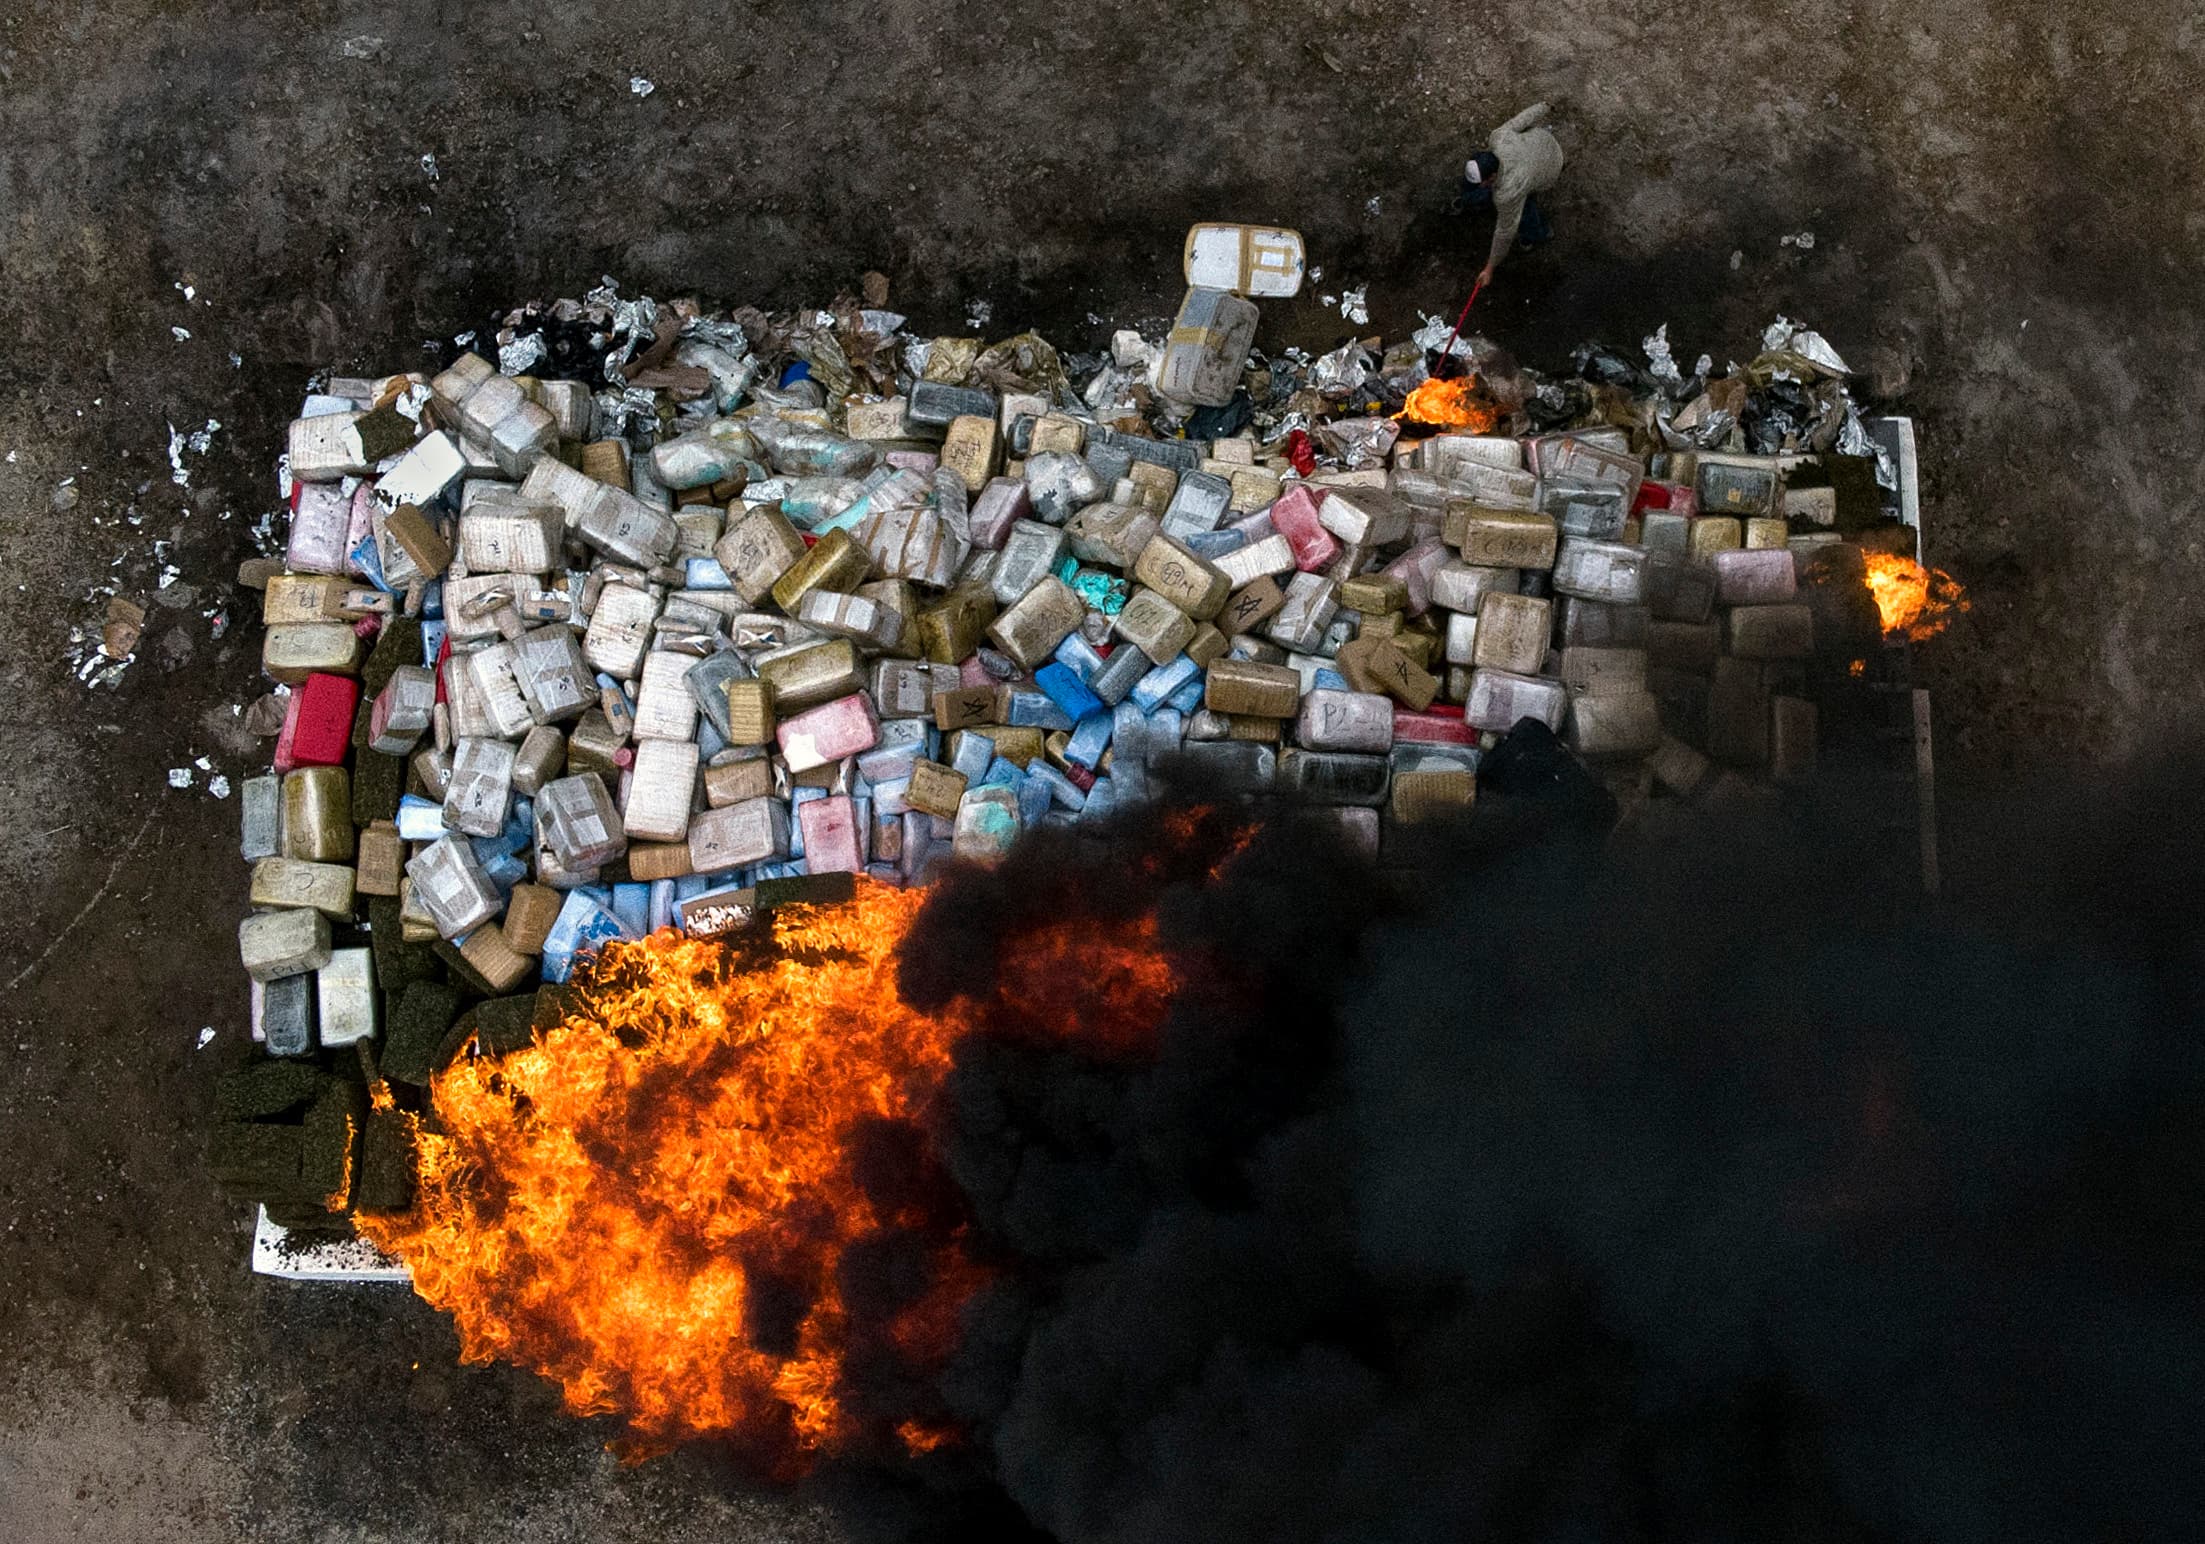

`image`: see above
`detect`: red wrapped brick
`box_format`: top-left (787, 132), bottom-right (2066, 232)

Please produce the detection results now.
top-left (1632, 480), bottom-right (1699, 519)
top-left (276, 672), bottom-right (361, 772)
top-left (1392, 707), bottom-right (1477, 745)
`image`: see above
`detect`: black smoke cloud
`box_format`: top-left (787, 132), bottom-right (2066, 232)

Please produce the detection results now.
top-left (812, 762), bottom-right (2205, 1543)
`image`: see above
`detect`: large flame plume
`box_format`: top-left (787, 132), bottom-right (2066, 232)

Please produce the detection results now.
top-left (359, 881), bottom-right (1182, 1467)
top-left (1863, 551), bottom-right (1969, 640)
top-left (1396, 373), bottom-right (1500, 431)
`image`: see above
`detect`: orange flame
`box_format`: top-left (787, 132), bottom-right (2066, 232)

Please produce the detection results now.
top-left (1862, 552), bottom-right (1969, 640)
top-left (1396, 374), bottom-right (1499, 431)
top-left (359, 881), bottom-right (1185, 1467)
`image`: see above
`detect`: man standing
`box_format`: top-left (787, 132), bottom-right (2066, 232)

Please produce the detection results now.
top-left (1461, 102), bottom-right (1565, 287)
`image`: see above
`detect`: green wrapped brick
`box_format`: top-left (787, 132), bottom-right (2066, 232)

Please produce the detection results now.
top-left (362, 616), bottom-right (424, 698)
top-left (530, 984), bottom-right (578, 1035)
top-left (757, 871), bottom-right (858, 911)
top-left (355, 1108), bottom-right (418, 1212)
top-left (299, 1083), bottom-right (366, 1212)
top-left (352, 749), bottom-right (403, 826)
top-left (368, 897), bottom-right (440, 992)
top-left (216, 1060), bottom-right (327, 1121)
top-left (431, 936), bottom-right (499, 997)
top-left (381, 980), bottom-right (463, 1085)
top-left (471, 994), bottom-right (539, 1056)
top-left (208, 1122), bottom-right (305, 1196)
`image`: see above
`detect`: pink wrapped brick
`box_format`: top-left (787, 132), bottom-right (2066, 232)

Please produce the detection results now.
top-left (776, 692), bottom-right (880, 773)
top-left (1711, 547), bottom-right (1797, 605)
top-left (286, 482), bottom-right (353, 574)
top-left (345, 482), bottom-right (378, 580)
top-left (959, 655), bottom-right (994, 689)
top-left (799, 794), bottom-right (866, 875)
top-left (885, 450), bottom-right (940, 477)
top-left (1268, 485), bottom-right (1339, 572)
top-left (970, 478), bottom-right (1031, 550)
top-left (1383, 539), bottom-right (1451, 616)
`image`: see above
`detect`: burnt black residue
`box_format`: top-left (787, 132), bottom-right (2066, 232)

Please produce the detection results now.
top-left (805, 763), bottom-right (2205, 1543)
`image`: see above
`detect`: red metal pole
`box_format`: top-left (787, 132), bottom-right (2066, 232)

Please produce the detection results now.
top-left (1436, 274), bottom-right (1487, 375)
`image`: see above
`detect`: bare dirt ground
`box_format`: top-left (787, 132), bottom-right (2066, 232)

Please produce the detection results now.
top-left (2, 2), bottom-right (2200, 1538)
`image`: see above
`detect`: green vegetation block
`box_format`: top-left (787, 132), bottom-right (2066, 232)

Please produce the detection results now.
top-left (368, 897), bottom-right (440, 992)
top-left (381, 980), bottom-right (463, 1086)
top-left (756, 871), bottom-right (857, 911)
top-left (431, 936), bottom-right (499, 997)
top-left (352, 749), bottom-right (403, 826)
top-left (530, 984), bottom-right (578, 1035)
top-left (208, 1122), bottom-right (305, 1198)
top-left (355, 1108), bottom-right (418, 1212)
top-left (472, 994), bottom-right (539, 1056)
top-left (216, 1060), bottom-right (328, 1121)
top-left (299, 1083), bottom-right (367, 1212)
top-left (362, 617), bottom-right (424, 699)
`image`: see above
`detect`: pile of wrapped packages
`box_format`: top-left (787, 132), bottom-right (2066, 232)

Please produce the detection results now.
top-left (229, 277), bottom-right (1902, 1115)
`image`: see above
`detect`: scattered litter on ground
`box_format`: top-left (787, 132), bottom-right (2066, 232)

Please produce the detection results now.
top-left (167, 418), bottom-right (219, 486)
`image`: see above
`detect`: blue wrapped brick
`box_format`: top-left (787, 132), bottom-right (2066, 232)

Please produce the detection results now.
top-left (480, 850), bottom-right (529, 890)
top-left (872, 776), bottom-right (911, 816)
top-left (1004, 690), bottom-right (1075, 732)
top-left (1017, 774), bottom-right (1054, 826)
top-left (611, 882), bottom-right (651, 939)
top-left (1131, 654), bottom-right (1201, 712)
top-left (1185, 528), bottom-right (1247, 561)
top-left (1064, 712), bottom-right (1113, 770)
top-left (684, 557), bottom-right (733, 590)
top-left (1051, 633), bottom-right (1108, 682)
top-left (350, 533), bottom-right (391, 592)
top-left (396, 794), bottom-right (445, 842)
top-left (542, 889), bottom-right (628, 984)
top-left (1034, 662), bottom-right (1105, 723)
top-left (951, 730), bottom-right (997, 781)
top-left (1024, 760), bottom-right (1089, 812)
top-left (1079, 774), bottom-right (1116, 821)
